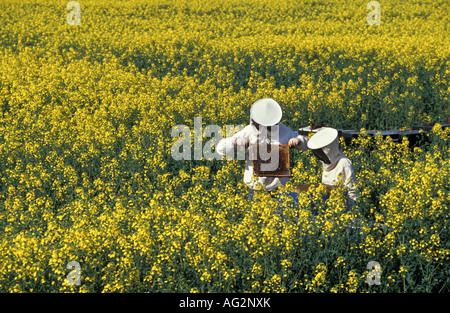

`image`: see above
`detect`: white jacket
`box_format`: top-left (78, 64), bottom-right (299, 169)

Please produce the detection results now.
top-left (216, 123), bottom-right (308, 191)
top-left (319, 138), bottom-right (358, 205)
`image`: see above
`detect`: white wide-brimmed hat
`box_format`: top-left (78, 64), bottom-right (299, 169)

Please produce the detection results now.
top-left (250, 98), bottom-right (282, 127)
top-left (307, 128), bottom-right (339, 149)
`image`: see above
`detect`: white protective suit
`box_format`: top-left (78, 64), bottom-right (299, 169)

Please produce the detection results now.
top-left (216, 122), bottom-right (308, 192)
top-left (309, 130), bottom-right (358, 206)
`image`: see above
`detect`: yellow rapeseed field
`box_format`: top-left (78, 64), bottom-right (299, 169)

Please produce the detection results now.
top-left (0, 0), bottom-right (448, 292)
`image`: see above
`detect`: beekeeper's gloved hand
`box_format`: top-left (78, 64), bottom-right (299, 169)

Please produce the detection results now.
top-left (288, 137), bottom-right (300, 148)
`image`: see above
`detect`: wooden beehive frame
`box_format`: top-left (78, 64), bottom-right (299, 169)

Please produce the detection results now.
top-left (251, 143), bottom-right (292, 177)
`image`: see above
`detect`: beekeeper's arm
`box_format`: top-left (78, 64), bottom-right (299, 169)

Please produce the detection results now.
top-left (288, 130), bottom-right (309, 151)
top-left (342, 163), bottom-right (358, 206)
top-left (216, 127), bottom-right (250, 157)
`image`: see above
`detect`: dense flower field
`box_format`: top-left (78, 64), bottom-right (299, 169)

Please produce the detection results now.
top-left (0, 0), bottom-right (448, 292)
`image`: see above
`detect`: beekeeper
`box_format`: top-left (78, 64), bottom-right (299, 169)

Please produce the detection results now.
top-left (307, 127), bottom-right (358, 208)
top-left (216, 98), bottom-right (308, 197)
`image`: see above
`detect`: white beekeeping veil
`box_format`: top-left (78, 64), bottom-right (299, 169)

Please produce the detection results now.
top-left (307, 128), bottom-right (344, 171)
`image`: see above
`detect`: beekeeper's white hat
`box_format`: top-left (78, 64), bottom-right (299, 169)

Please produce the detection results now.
top-left (307, 128), bottom-right (339, 149)
top-left (250, 98), bottom-right (282, 127)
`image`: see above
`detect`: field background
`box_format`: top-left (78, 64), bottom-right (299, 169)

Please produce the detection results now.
top-left (0, 0), bottom-right (448, 292)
